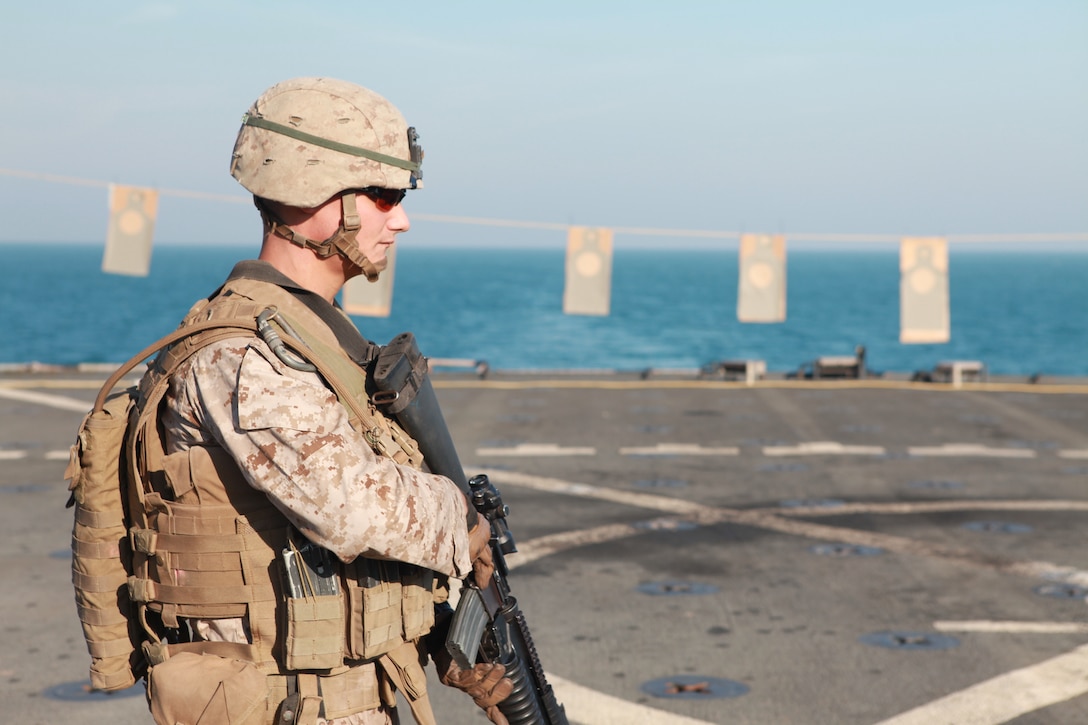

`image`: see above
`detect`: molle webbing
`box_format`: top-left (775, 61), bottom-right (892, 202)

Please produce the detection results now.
top-left (68, 273), bottom-right (437, 711)
top-left (68, 313), bottom-right (266, 693)
top-left (67, 390), bottom-right (143, 690)
top-left (127, 499), bottom-right (282, 666)
top-left (118, 277), bottom-right (439, 721)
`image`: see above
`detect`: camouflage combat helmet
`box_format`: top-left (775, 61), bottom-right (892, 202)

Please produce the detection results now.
top-left (230, 77), bottom-right (423, 280)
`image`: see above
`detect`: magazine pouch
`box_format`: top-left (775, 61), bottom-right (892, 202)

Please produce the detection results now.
top-left (282, 530), bottom-right (346, 671)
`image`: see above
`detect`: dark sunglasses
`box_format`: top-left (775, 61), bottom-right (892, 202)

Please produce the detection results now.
top-left (356, 187), bottom-right (407, 212)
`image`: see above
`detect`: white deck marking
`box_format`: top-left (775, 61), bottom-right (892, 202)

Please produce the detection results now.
top-left (619, 443), bottom-right (739, 456)
top-left (763, 441), bottom-right (885, 456)
top-left (512, 522), bottom-right (668, 568)
top-left (480, 470), bottom-right (706, 515)
top-left (935, 621), bottom-right (1088, 634)
top-left (872, 642), bottom-right (1088, 725)
top-left (0, 387), bottom-right (91, 413)
top-left (493, 470), bottom-right (1088, 723)
top-left (476, 440), bottom-right (1078, 459)
top-left (0, 449), bottom-right (73, 461)
top-left (483, 469), bottom-right (1088, 586)
top-left (907, 443), bottom-right (1036, 458)
top-left (760, 500), bottom-right (1088, 517)
top-left (475, 443), bottom-right (596, 457)
top-left (546, 672), bottom-right (718, 725)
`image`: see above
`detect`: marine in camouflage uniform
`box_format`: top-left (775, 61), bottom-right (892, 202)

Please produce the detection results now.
top-left (164, 279), bottom-right (473, 587)
top-left (139, 78), bottom-right (512, 725)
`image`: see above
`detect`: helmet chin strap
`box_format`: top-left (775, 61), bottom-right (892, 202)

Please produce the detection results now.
top-left (257, 194), bottom-right (382, 282)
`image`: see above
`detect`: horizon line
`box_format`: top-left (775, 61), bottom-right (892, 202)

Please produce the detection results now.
top-left (1, 167), bottom-right (1085, 246)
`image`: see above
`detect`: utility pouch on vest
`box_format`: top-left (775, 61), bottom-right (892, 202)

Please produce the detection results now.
top-left (282, 532), bottom-right (345, 671)
top-left (148, 652), bottom-right (268, 725)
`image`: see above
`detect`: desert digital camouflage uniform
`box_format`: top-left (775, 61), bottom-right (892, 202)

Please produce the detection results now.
top-left (147, 266), bottom-right (474, 725)
top-left (163, 335), bottom-right (472, 577)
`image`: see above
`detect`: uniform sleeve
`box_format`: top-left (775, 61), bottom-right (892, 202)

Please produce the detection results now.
top-left (168, 338), bottom-right (473, 579)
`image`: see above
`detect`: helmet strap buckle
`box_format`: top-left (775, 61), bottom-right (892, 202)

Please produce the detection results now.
top-left (341, 192), bottom-right (361, 232)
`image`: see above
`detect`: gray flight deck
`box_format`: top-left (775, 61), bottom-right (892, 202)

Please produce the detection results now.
top-left (2, 367), bottom-right (1087, 724)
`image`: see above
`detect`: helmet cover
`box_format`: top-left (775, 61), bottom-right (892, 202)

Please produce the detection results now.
top-left (230, 77), bottom-right (422, 208)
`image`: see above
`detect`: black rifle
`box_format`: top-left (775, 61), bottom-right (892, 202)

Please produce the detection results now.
top-left (372, 333), bottom-right (568, 725)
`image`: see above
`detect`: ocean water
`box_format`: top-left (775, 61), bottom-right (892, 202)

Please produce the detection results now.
top-left (2, 243), bottom-right (1085, 376)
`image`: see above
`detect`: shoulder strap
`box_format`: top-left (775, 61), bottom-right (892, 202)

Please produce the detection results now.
top-left (93, 318), bottom-right (260, 413)
top-left (99, 306), bottom-right (391, 457)
top-left (268, 328), bottom-right (390, 445)
top-left (224, 260), bottom-right (380, 365)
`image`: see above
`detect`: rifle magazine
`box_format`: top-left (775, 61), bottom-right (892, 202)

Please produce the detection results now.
top-left (446, 586), bottom-right (488, 669)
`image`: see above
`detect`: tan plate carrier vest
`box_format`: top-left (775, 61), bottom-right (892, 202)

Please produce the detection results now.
top-left (71, 276), bottom-right (447, 725)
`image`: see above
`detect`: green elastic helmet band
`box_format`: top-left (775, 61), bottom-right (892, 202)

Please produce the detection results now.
top-left (241, 113), bottom-right (421, 174)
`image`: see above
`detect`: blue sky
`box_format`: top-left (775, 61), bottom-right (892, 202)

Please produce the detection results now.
top-left (1, 1), bottom-right (1085, 248)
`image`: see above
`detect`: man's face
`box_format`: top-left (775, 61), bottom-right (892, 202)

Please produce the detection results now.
top-left (351, 188), bottom-right (410, 274)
